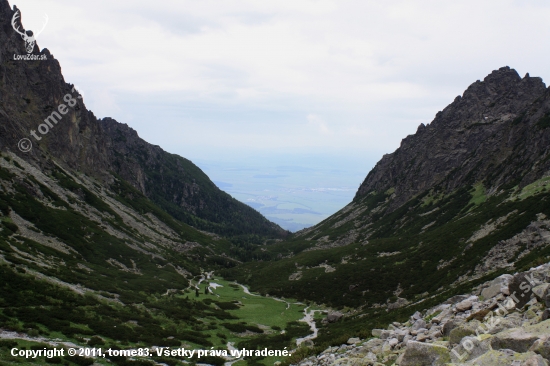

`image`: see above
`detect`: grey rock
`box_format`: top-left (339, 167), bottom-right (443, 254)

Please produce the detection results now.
top-left (347, 337), bottom-right (360, 345)
top-left (429, 329), bottom-right (443, 339)
top-left (380, 330), bottom-right (394, 339)
top-left (485, 316), bottom-right (523, 334)
top-left (456, 299), bottom-right (473, 312)
top-left (508, 273), bottom-right (536, 309)
top-left (411, 319), bottom-right (426, 331)
top-left (530, 337), bottom-right (550, 360)
top-left (532, 283), bottom-right (550, 301)
top-left (399, 341), bottom-right (451, 366)
top-left (326, 311), bottom-right (343, 323)
top-left (416, 332), bottom-right (430, 342)
top-left (395, 330), bottom-right (407, 342)
top-left (371, 329), bottom-right (383, 337)
top-left (450, 335), bottom-right (492, 362)
top-left (430, 309), bottom-right (450, 324)
top-left (449, 320), bottom-right (482, 344)
top-left (521, 354), bottom-right (549, 366)
top-left (469, 349), bottom-right (538, 365)
top-left (481, 274), bottom-right (513, 299)
top-left (490, 328), bottom-right (541, 352)
top-left (387, 338), bottom-right (398, 348)
top-left (443, 295), bottom-right (469, 305)
top-left (442, 320), bottom-right (458, 336)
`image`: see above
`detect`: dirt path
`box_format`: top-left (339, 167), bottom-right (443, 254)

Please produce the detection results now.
top-left (296, 307), bottom-right (327, 346)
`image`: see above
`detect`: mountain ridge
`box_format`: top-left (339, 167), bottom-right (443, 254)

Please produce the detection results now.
top-left (0, 0), bottom-right (286, 239)
top-left (356, 66), bottom-right (549, 210)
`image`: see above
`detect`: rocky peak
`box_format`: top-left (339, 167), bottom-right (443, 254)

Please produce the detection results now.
top-left (355, 67), bottom-right (550, 211)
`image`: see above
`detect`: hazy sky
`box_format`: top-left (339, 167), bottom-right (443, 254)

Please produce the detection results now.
top-left (10, 0), bottom-right (550, 175)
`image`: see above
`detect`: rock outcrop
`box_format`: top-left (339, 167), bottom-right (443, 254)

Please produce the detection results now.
top-left (356, 67), bottom-right (550, 212)
top-left (293, 262), bottom-right (550, 366)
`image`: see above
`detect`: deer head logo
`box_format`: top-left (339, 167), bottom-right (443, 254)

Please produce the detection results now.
top-left (11, 10), bottom-right (48, 54)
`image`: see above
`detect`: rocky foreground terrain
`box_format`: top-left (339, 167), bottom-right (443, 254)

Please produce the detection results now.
top-left (294, 263), bottom-right (550, 366)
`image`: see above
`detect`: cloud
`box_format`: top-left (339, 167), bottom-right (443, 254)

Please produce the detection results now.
top-left (10, 0), bottom-right (550, 160)
top-left (307, 114), bottom-right (331, 135)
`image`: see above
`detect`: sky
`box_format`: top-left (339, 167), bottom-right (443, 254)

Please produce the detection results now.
top-left (9, 0), bottom-right (550, 230)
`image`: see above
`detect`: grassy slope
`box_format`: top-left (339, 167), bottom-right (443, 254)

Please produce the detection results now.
top-left (0, 154), bottom-right (313, 366)
top-left (221, 180), bottom-right (550, 352)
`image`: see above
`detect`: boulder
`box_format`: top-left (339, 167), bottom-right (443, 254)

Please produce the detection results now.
top-left (399, 341), bottom-right (451, 366)
top-left (455, 299), bottom-right (473, 312)
top-left (371, 329), bottom-right (383, 337)
top-left (449, 320), bottom-right (482, 344)
top-left (450, 335), bottom-right (492, 362)
top-left (442, 320), bottom-right (458, 336)
top-left (485, 316), bottom-right (523, 334)
top-left (443, 295), bottom-right (469, 305)
top-left (532, 283), bottom-right (550, 301)
top-left (411, 319), bottom-right (426, 331)
top-left (416, 332), bottom-right (430, 342)
top-left (395, 329), bottom-right (407, 342)
top-left (431, 308), bottom-right (451, 324)
top-left (467, 308), bottom-right (492, 322)
top-left (490, 328), bottom-right (541, 353)
top-left (530, 337), bottom-right (550, 360)
top-left (508, 273), bottom-right (536, 309)
top-left (521, 354), bottom-right (549, 366)
top-left (387, 338), bottom-right (398, 348)
top-left (326, 311), bottom-right (343, 323)
top-left (481, 274), bottom-right (513, 299)
top-left (347, 337), bottom-right (360, 345)
top-left (469, 349), bottom-right (539, 366)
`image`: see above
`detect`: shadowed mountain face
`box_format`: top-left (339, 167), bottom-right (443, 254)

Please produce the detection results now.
top-left (225, 68), bottom-right (550, 331)
top-left (0, 2), bottom-right (286, 239)
top-left (356, 67), bottom-right (549, 210)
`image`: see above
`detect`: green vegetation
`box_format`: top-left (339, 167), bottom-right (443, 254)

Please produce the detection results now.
top-left (514, 176), bottom-right (550, 200)
top-left (468, 182), bottom-right (487, 206)
top-left (221, 182), bottom-right (550, 355)
top-left (0, 265), bottom-right (312, 366)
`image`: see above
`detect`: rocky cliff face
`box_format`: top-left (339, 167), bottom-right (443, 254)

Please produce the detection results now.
top-left (356, 67), bottom-right (550, 211)
top-left (0, 1), bottom-right (286, 238)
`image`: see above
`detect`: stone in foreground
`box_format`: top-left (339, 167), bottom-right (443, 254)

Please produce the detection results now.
top-left (399, 341), bottom-right (451, 366)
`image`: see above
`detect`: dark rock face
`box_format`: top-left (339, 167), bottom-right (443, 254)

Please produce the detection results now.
top-left (508, 273), bottom-right (535, 309)
top-left (0, 1), bottom-right (286, 238)
top-left (356, 66), bottom-right (550, 211)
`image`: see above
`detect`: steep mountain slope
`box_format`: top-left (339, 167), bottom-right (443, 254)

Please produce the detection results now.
top-left (0, 2), bottom-right (286, 240)
top-left (0, 2), bottom-right (297, 361)
top-left (225, 68), bottom-right (550, 324)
